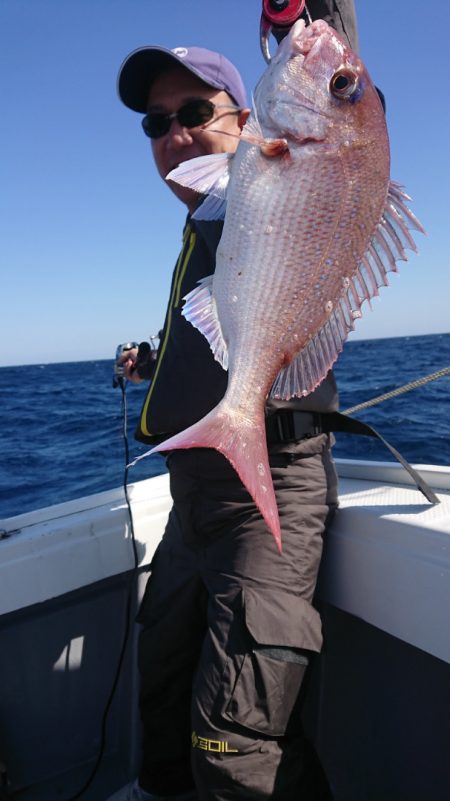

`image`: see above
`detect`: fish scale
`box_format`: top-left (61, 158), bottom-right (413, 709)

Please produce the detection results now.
top-left (131, 19), bottom-right (424, 551)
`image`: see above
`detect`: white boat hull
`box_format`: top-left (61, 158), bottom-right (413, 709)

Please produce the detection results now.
top-left (1, 460), bottom-right (449, 799)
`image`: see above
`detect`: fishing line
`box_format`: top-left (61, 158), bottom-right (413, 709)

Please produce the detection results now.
top-left (65, 379), bottom-right (139, 801)
top-left (343, 365), bottom-right (450, 415)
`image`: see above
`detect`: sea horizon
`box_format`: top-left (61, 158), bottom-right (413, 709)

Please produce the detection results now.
top-left (2, 333), bottom-right (450, 520)
top-left (1, 330), bottom-right (449, 370)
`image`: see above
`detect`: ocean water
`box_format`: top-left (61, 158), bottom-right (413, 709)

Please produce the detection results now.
top-left (1, 333), bottom-right (449, 521)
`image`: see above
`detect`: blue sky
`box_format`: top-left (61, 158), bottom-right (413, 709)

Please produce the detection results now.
top-left (2, 0), bottom-right (449, 366)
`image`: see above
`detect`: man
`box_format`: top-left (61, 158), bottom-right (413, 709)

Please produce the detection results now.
top-left (110, 5), bottom-right (358, 800)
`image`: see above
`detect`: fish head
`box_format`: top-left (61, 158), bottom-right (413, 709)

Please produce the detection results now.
top-left (254, 18), bottom-right (386, 150)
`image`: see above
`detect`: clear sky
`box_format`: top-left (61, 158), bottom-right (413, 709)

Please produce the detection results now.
top-left (2, 0), bottom-right (449, 366)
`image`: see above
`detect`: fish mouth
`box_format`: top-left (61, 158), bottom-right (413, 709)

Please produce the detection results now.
top-left (276, 18), bottom-right (329, 58)
top-left (288, 17), bottom-right (348, 69)
top-left (293, 19), bottom-right (330, 57)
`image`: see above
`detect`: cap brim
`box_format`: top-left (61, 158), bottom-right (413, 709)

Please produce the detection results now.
top-left (117, 47), bottom-right (223, 113)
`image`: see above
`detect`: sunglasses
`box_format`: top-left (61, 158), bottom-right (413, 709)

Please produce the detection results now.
top-left (142, 98), bottom-right (241, 139)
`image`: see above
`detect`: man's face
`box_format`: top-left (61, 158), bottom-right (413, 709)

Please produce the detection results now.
top-left (147, 67), bottom-right (248, 211)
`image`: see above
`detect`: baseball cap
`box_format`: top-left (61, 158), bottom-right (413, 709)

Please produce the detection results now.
top-left (117, 45), bottom-right (247, 113)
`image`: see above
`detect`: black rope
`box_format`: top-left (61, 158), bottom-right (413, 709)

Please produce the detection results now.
top-left (343, 366), bottom-right (450, 415)
top-left (322, 412), bottom-right (440, 504)
top-left (65, 380), bottom-right (139, 801)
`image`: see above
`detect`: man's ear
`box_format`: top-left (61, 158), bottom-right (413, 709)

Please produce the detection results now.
top-left (238, 107), bottom-right (251, 130)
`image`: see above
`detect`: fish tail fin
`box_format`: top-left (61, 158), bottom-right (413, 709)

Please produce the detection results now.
top-left (148, 403), bottom-right (282, 552)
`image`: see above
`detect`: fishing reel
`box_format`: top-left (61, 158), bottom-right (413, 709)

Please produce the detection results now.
top-left (260, 0), bottom-right (311, 62)
top-left (112, 342), bottom-right (139, 389)
top-left (113, 339), bottom-right (159, 388)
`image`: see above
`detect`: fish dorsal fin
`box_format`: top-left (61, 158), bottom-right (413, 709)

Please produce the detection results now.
top-left (269, 312), bottom-right (352, 400)
top-left (270, 180), bottom-right (424, 399)
top-left (182, 275), bottom-right (229, 370)
top-left (167, 152), bottom-right (233, 222)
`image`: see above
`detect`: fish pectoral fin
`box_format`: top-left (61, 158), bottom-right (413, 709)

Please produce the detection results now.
top-left (260, 138), bottom-right (289, 157)
top-left (242, 96), bottom-right (264, 140)
top-left (241, 100), bottom-right (290, 157)
top-left (240, 132), bottom-right (290, 157)
top-left (182, 275), bottom-right (229, 370)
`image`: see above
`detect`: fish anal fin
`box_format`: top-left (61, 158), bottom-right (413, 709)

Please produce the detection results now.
top-left (182, 275), bottom-right (228, 370)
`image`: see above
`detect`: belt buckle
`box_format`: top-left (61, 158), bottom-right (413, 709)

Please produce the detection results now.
top-left (276, 412), bottom-right (295, 441)
top-left (308, 412), bottom-right (322, 438)
top-left (292, 411), bottom-right (322, 440)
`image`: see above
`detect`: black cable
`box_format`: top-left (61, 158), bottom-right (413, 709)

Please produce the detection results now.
top-left (65, 379), bottom-right (139, 801)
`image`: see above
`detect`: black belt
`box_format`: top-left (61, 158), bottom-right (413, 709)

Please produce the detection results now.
top-left (266, 410), bottom-right (324, 443)
top-left (265, 409), bottom-right (439, 505)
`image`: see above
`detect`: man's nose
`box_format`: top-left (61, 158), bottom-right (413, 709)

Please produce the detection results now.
top-left (168, 119), bottom-right (194, 147)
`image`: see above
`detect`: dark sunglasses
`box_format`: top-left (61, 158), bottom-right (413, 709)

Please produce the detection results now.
top-left (142, 98), bottom-right (241, 139)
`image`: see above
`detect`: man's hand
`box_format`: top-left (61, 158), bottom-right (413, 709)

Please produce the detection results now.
top-left (116, 346), bottom-right (144, 384)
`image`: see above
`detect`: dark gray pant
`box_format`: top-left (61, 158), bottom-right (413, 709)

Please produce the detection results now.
top-left (137, 435), bottom-right (338, 800)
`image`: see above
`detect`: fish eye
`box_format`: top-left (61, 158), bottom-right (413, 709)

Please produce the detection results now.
top-left (330, 68), bottom-right (360, 100)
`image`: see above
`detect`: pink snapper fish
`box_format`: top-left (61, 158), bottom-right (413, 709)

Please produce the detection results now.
top-left (134, 19), bottom-right (424, 551)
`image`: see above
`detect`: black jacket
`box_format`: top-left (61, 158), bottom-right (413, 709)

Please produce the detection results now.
top-left (136, 219), bottom-right (338, 445)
